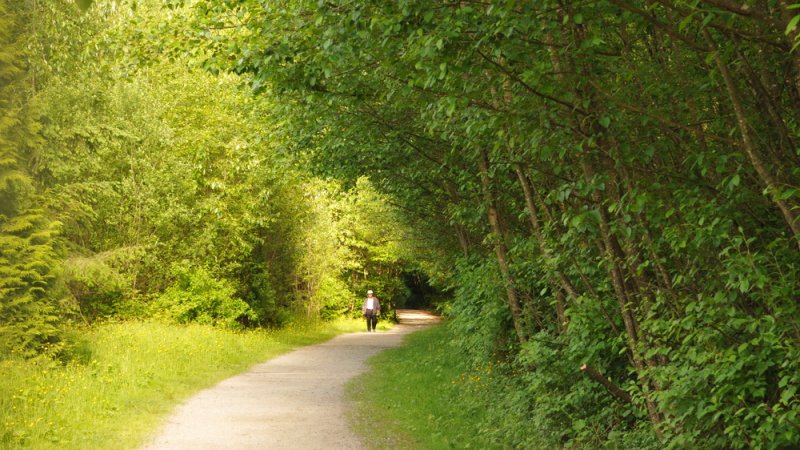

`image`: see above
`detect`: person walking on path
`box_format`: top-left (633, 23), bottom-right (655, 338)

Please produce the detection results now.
top-left (361, 290), bottom-right (381, 332)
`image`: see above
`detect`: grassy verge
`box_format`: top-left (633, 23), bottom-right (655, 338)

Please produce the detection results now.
top-left (0, 317), bottom-right (374, 449)
top-left (347, 324), bottom-right (496, 450)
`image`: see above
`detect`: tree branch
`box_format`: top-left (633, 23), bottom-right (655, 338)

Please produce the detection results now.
top-left (580, 364), bottom-right (633, 404)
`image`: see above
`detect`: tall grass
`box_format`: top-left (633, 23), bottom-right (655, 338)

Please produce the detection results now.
top-left (347, 324), bottom-right (497, 449)
top-left (0, 317), bottom-right (367, 449)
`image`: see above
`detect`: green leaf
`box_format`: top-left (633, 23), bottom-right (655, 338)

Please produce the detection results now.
top-left (76, 0), bottom-right (93, 11)
top-left (781, 386), bottom-right (797, 405)
top-left (787, 15), bottom-right (800, 35)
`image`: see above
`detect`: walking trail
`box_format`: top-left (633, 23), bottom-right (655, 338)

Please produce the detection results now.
top-left (142, 309), bottom-right (440, 450)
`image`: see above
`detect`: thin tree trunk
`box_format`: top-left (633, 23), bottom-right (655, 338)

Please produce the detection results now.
top-left (446, 183), bottom-right (471, 255)
top-left (735, 43), bottom-right (798, 164)
top-left (556, 10), bottom-right (665, 428)
top-left (582, 158), bottom-right (663, 427)
top-left (454, 224), bottom-right (470, 256)
top-left (580, 363), bottom-right (633, 404)
top-left (478, 149), bottom-right (527, 344)
top-left (514, 163), bottom-right (572, 329)
top-left (704, 29), bottom-right (800, 248)
top-left (638, 213), bottom-right (673, 291)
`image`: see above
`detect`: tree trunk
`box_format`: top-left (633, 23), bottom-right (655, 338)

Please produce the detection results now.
top-left (478, 149), bottom-right (527, 344)
top-left (704, 28), bottom-right (800, 248)
top-left (514, 163), bottom-right (573, 330)
top-left (446, 182), bottom-right (471, 255)
top-left (580, 363), bottom-right (633, 404)
top-left (581, 158), bottom-right (663, 428)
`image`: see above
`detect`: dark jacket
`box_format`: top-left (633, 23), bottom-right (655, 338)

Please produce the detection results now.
top-left (362, 297), bottom-right (381, 316)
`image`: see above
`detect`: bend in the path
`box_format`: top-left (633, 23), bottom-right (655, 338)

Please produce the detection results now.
top-left (142, 309), bottom-right (440, 450)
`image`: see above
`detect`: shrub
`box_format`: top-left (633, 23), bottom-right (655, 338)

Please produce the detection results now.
top-left (316, 275), bottom-right (354, 320)
top-left (62, 253), bottom-right (131, 320)
top-left (152, 262), bottom-right (256, 329)
top-left (444, 257), bottom-right (513, 366)
top-left (243, 265), bottom-right (288, 326)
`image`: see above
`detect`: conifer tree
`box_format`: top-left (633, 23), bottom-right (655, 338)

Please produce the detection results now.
top-left (0, 0), bottom-right (63, 358)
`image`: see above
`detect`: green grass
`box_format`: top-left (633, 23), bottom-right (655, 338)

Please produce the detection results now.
top-left (0, 317), bottom-right (373, 450)
top-left (347, 324), bottom-right (497, 450)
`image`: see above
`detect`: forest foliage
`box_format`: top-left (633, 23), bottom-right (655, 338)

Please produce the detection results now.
top-left (187, 0), bottom-right (799, 448)
top-left (2, 0), bottom-right (800, 448)
top-left (1, 0), bottom-right (416, 359)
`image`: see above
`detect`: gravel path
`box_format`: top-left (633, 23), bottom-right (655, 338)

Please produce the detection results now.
top-left (141, 310), bottom-right (440, 450)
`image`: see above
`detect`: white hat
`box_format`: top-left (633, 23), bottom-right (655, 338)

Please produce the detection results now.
top-left (367, 290), bottom-right (373, 294)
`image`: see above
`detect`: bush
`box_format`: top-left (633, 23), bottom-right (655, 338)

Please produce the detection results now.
top-left (52, 328), bottom-right (93, 365)
top-left (444, 257), bottom-right (513, 366)
top-left (316, 275), bottom-right (354, 320)
top-left (62, 254), bottom-right (131, 320)
top-left (152, 262), bottom-right (256, 329)
top-left (243, 265), bottom-right (289, 326)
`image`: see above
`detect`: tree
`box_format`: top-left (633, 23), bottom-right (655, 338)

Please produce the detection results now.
top-left (194, 0), bottom-right (800, 446)
top-left (0, 0), bottom-right (64, 358)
